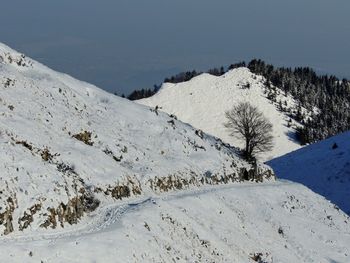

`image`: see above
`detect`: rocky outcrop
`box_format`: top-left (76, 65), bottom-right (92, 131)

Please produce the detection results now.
top-left (149, 165), bottom-right (274, 193)
top-left (40, 191), bottom-right (100, 229)
top-left (18, 203), bottom-right (42, 231)
top-left (0, 196), bottom-right (17, 235)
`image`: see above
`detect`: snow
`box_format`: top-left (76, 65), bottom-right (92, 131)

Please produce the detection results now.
top-left (0, 42), bottom-right (349, 263)
top-left (268, 131), bottom-right (350, 215)
top-left (0, 181), bottom-right (349, 263)
top-left (137, 68), bottom-right (303, 161)
top-left (0, 42), bottom-right (271, 235)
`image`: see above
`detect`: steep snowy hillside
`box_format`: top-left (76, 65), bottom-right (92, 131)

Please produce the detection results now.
top-left (1, 43), bottom-right (349, 263)
top-left (268, 131), bottom-right (350, 214)
top-left (138, 68), bottom-right (306, 161)
top-left (1, 181), bottom-right (349, 263)
top-left (0, 43), bottom-right (273, 236)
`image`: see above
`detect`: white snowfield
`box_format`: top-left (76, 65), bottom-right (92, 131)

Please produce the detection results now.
top-left (0, 42), bottom-right (271, 236)
top-left (138, 68), bottom-right (304, 161)
top-left (1, 181), bottom-right (349, 263)
top-left (269, 131), bottom-right (350, 215)
top-left (0, 43), bottom-right (349, 263)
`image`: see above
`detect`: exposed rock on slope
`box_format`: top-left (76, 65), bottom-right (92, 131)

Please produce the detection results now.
top-left (0, 43), bottom-right (273, 235)
top-left (1, 181), bottom-right (349, 263)
top-left (0, 43), bottom-right (349, 263)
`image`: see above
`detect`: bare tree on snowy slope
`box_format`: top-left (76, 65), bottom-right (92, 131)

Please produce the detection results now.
top-left (224, 102), bottom-right (273, 161)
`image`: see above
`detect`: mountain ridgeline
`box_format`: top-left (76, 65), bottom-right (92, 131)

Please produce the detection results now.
top-left (130, 60), bottom-right (350, 145)
top-left (248, 60), bottom-right (350, 145)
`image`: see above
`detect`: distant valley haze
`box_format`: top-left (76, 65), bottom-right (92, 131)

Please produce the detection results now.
top-left (1, 0), bottom-right (349, 95)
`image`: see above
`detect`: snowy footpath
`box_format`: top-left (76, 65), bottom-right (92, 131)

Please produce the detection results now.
top-left (0, 180), bottom-right (349, 263)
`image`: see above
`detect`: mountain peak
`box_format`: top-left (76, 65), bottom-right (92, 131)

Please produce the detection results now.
top-left (138, 67), bottom-right (303, 161)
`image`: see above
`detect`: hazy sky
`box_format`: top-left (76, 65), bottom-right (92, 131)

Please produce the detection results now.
top-left (0, 0), bottom-right (349, 95)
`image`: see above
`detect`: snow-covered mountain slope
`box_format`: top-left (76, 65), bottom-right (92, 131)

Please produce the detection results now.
top-left (137, 68), bottom-right (304, 161)
top-left (0, 43), bottom-right (274, 236)
top-left (1, 43), bottom-right (350, 263)
top-left (1, 181), bottom-right (349, 263)
top-left (268, 131), bottom-right (350, 215)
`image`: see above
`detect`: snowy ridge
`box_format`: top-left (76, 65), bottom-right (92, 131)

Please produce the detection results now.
top-left (268, 131), bottom-right (350, 215)
top-left (0, 42), bottom-right (272, 236)
top-left (138, 68), bottom-right (304, 161)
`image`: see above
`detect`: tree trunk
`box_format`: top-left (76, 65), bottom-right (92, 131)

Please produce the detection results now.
top-left (245, 138), bottom-right (250, 160)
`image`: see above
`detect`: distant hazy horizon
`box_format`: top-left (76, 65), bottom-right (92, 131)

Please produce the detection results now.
top-left (1, 0), bottom-right (349, 95)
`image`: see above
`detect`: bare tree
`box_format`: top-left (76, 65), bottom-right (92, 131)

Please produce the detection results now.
top-left (224, 102), bottom-right (273, 160)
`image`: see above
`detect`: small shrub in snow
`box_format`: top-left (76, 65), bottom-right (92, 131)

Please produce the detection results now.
top-left (113, 155), bottom-right (123, 162)
top-left (41, 148), bottom-right (53, 162)
top-left (103, 147), bottom-right (113, 156)
top-left (150, 105), bottom-right (162, 115)
top-left (250, 252), bottom-right (271, 263)
top-left (144, 222), bottom-right (150, 231)
top-left (103, 147), bottom-right (122, 162)
top-left (278, 226), bottom-right (284, 237)
top-left (169, 114), bottom-right (177, 120)
top-left (167, 119), bottom-right (176, 129)
top-left (121, 146), bottom-right (128, 153)
top-left (242, 82), bottom-right (251, 89)
top-left (57, 162), bottom-right (76, 174)
top-left (195, 129), bottom-right (204, 139)
top-left (72, 131), bottom-right (94, 146)
top-left (15, 140), bottom-right (33, 151)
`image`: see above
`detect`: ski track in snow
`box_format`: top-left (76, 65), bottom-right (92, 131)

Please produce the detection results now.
top-left (0, 180), bottom-right (291, 244)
